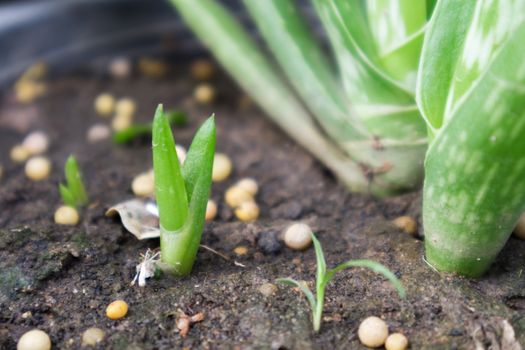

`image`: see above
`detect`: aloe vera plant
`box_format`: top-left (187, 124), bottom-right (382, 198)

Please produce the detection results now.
top-left (417, 0), bottom-right (525, 276)
top-left (277, 234), bottom-right (405, 332)
top-left (59, 155), bottom-right (88, 208)
top-left (171, 0), bottom-right (525, 276)
top-left (152, 104), bottom-right (215, 275)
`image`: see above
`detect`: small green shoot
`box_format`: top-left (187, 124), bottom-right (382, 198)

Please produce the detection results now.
top-left (58, 155), bottom-right (88, 208)
top-left (152, 104), bottom-right (215, 276)
top-left (277, 234), bottom-right (405, 333)
top-left (113, 110), bottom-right (187, 144)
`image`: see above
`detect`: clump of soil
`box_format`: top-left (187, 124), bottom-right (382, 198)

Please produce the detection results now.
top-left (1, 64), bottom-right (524, 349)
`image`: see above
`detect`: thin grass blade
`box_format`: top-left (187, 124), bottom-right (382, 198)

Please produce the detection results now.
top-left (64, 155), bottom-right (88, 206)
top-left (276, 278), bottom-right (316, 313)
top-left (311, 234), bottom-right (326, 292)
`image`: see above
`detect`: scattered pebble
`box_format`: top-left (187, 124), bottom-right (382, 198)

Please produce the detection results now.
top-left (115, 98), bottom-right (136, 118)
top-left (94, 93), bottom-right (115, 117)
top-left (15, 81), bottom-right (46, 104)
top-left (212, 153), bottom-right (232, 182)
top-left (205, 199), bottom-right (217, 221)
top-left (257, 231), bottom-right (281, 255)
top-left (112, 114), bottom-right (132, 131)
top-left (191, 59), bottom-right (215, 80)
top-left (258, 282), bottom-right (278, 297)
top-left (54, 206), bottom-right (79, 226)
top-left (10, 144), bottom-right (30, 163)
top-left (194, 83), bottom-right (215, 104)
top-left (233, 246), bottom-right (248, 255)
top-left (234, 201), bottom-right (260, 222)
top-left (132, 172), bottom-right (155, 197)
top-left (87, 123), bottom-right (111, 143)
top-left (358, 316), bottom-right (389, 348)
top-left (22, 131), bottom-right (49, 155)
top-left (106, 300), bottom-right (128, 320)
top-left (385, 332), bottom-right (408, 350)
top-left (284, 223), bottom-right (313, 250)
top-left (236, 177), bottom-right (258, 196)
top-left (21, 311), bottom-right (32, 319)
top-left (17, 329), bottom-right (51, 350)
top-left (25, 156), bottom-right (51, 181)
top-left (513, 213), bottom-right (525, 239)
top-left (138, 58), bottom-right (168, 78)
top-left (82, 327), bottom-right (105, 346)
top-left (392, 216), bottom-right (418, 236)
top-left (225, 186), bottom-right (252, 208)
top-left (176, 145), bottom-right (187, 164)
top-left (109, 57), bottom-right (132, 79)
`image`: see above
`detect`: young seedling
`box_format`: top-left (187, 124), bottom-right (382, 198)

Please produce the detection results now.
top-left (152, 104), bottom-right (215, 276)
top-left (113, 110), bottom-right (187, 144)
top-left (277, 234), bottom-right (405, 333)
top-left (58, 155), bottom-right (88, 207)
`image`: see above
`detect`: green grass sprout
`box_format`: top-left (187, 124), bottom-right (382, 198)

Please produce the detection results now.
top-left (152, 104), bottom-right (215, 276)
top-left (113, 110), bottom-right (186, 144)
top-left (58, 155), bottom-right (88, 208)
top-left (277, 234), bottom-right (405, 332)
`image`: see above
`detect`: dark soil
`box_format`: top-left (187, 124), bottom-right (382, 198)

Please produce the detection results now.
top-left (1, 63), bottom-right (524, 349)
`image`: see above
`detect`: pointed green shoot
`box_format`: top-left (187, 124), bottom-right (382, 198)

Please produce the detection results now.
top-left (152, 104), bottom-right (216, 275)
top-left (58, 155), bottom-right (88, 208)
top-left (277, 233), bottom-right (404, 332)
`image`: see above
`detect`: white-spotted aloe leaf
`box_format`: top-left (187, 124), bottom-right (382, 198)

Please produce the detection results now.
top-left (417, 0), bottom-right (525, 276)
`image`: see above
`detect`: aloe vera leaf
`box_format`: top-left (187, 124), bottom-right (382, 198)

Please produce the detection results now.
top-left (243, 0), bottom-right (367, 142)
top-left (160, 116), bottom-right (216, 276)
top-left (152, 104), bottom-right (188, 232)
top-left (422, 18), bottom-right (525, 276)
top-left (64, 155), bottom-right (88, 206)
top-left (366, 0), bottom-right (427, 89)
top-left (58, 184), bottom-right (76, 208)
top-left (170, 0), bottom-right (374, 194)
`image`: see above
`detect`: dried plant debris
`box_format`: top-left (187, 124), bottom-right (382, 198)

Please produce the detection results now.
top-left (469, 317), bottom-right (522, 350)
top-left (131, 249), bottom-right (160, 287)
top-left (106, 199), bottom-right (160, 240)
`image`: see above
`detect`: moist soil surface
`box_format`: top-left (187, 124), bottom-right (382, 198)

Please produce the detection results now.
top-left (1, 64), bottom-right (524, 350)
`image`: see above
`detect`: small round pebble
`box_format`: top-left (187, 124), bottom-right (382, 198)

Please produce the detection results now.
top-left (191, 59), bottom-right (215, 80)
top-left (132, 172), bottom-right (155, 197)
top-left (393, 216), bottom-right (418, 236)
top-left (94, 93), bottom-right (115, 116)
top-left (112, 114), bottom-right (132, 131)
top-left (205, 199), bottom-right (217, 221)
top-left (25, 156), bottom-right (51, 181)
top-left (225, 186), bottom-right (252, 208)
top-left (109, 57), bottom-right (132, 79)
top-left (212, 153), bottom-right (232, 182)
top-left (115, 98), bottom-right (136, 117)
top-left (513, 213), bottom-right (525, 240)
top-left (22, 131), bottom-right (49, 155)
top-left (234, 246), bottom-right (248, 255)
top-left (10, 144), bottom-right (30, 163)
top-left (82, 327), bottom-right (105, 346)
top-left (176, 145), bottom-right (187, 164)
top-left (87, 123), bottom-right (111, 143)
top-left (385, 333), bottom-right (408, 350)
top-left (54, 206), bottom-right (79, 226)
top-left (106, 300), bottom-right (128, 320)
top-left (284, 223), bottom-right (313, 250)
top-left (258, 283), bottom-right (278, 297)
top-left (194, 83), bottom-right (215, 104)
top-left (236, 178), bottom-right (258, 196)
top-left (17, 329), bottom-right (51, 350)
top-left (235, 201), bottom-right (260, 222)
top-left (358, 316), bottom-right (389, 348)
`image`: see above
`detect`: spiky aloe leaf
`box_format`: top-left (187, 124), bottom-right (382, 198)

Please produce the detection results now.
top-left (417, 0), bottom-right (525, 276)
top-left (59, 155), bottom-right (88, 208)
top-left (58, 184), bottom-right (76, 208)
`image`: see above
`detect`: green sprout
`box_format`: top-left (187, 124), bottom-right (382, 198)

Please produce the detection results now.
top-left (171, 0), bottom-right (525, 276)
top-left (277, 234), bottom-right (405, 333)
top-left (58, 155), bottom-right (88, 208)
top-left (113, 110), bottom-right (187, 144)
top-left (152, 104), bottom-right (215, 276)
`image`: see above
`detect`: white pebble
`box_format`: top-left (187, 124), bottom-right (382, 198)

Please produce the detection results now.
top-left (385, 333), bottom-right (408, 350)
top-left (234, 201), bottom-right (260, 222)
top-left (109, 57), bottom-right (132, 79)
top-left (22, 131), bottom-right (49, 155)
top-left (194, 84), bottom-right (215, 104)
top-left (284, 223), bottom-right (313, 250)
top-left (132, 172), bottom-right (155, 197)
top-left (111, 114), bottom-right (132, 131)
top-left (225, 186), bottom-right (252, 208)
top-left (212, 153), bottom-right (232, 182)
top-left (358, 316), bottom-right (389, 348)
top-left (17, 329), bottom-right (51, 350)
top-left (10, 145), bottom-right (30, 163)
top-left (87, 123), bottom-right (111, 143)
top-left (54, 206), bottom-right (79, 225)
top-left (205, 199), bottom-right (217, 221)
top-left (236, 178), bottom-right (258, 196)
top-left (25, 156), bottom-right (51, 181)
top-left (94, 93), bottom-right (115, 116)
top-left (115, 98), bottom-right (136, 117)
top-left (82, 327), bottom-right (105, 346)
